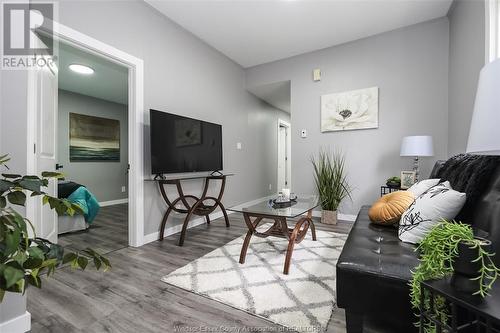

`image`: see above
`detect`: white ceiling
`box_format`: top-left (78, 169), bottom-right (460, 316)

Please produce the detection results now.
top-left (58, 42), bottom-right (128, 104)
top-left (146, 0), bottom-right (453, 68)
top-left (248, 81), bottom-right (291, 113)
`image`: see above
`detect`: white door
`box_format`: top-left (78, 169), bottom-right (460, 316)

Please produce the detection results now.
top-left (32, 56), bottom-right (58, 243)
top-left (277, 125), bottom-right (287, 191)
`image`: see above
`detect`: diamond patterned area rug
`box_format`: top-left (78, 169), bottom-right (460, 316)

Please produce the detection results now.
top-left (161, 225), bottom-right (347, 332)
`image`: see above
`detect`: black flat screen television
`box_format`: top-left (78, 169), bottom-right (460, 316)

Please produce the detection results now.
top-left (150, 109), bottom-right (223, 174)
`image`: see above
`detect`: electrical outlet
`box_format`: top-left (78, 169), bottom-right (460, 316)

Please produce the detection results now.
top-left (237, 142), bottom-right (242, 150)
top-left (121, 186), bottom-right (126, 193)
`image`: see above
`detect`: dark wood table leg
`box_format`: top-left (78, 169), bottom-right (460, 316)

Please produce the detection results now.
top-left (239, 214), bottom-right (261, 264)
top-left (240, 230), bottom-right (253, 264)
top-left (307, 209), bottom-right (317, 241)
top-left (283, 213), bottom-right (316, 275)
top-left (238, 211), bottom-right (316, 275)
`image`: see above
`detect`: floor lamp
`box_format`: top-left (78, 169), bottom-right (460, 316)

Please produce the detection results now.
top-left (466, 58), bottom-right (500, 156)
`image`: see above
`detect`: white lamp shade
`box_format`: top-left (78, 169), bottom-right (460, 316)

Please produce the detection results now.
top-left (400, 136), bottom-right (434, 157)
top-left (466, 58), bottom-right (500, 155)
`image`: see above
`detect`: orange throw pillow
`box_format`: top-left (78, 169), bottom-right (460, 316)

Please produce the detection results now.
top-left (369, 191), bottom-right (415, 226)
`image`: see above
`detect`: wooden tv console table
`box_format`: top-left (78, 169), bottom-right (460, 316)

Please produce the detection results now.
top-left (147, 174), bottom-right (233, 246)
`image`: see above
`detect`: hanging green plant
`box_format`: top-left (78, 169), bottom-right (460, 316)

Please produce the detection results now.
top-left (409, 221), bottom-right (500, 332)
top-left (0, 154), bottom-right (110, 302)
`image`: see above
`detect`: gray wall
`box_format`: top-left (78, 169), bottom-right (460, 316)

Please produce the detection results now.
top-left (447, 0), bottom-right (485, 156)
top-left (56, 0), bottom-right (287, 235)
top-left (246, 18), bottom-right (450, 216)
top-left (58, 90), bottom-right (129, 202)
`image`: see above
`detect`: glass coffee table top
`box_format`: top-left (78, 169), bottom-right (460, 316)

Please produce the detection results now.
top-left (227, 195), bottom-right (319, 218)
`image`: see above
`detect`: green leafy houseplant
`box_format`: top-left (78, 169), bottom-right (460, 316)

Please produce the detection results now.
top-left (0, 154), bottom-right (110, 302)
top-left (311, 149), bottom-right (352, 224)
top-left (410, 221), bottom-right (500, 333)
top-left (386, 176), bottom-right (401, 188)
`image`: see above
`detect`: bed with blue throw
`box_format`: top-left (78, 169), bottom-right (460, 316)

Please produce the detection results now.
top-left (58, 181), bottom-right (100, 234)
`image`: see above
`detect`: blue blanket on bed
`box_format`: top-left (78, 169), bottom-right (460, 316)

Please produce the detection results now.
top-left (67, 187), bottom-right (100, 224)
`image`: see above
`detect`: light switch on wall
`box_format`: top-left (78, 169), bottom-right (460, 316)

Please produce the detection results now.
top-left (301, 129), bottom-right (307, 138)
top-left (313, 68), bottom-right (321, 81)
top-left (121, 186), bottom-right (126, 193)
top-left (237, 142), bottom-right (242, 150)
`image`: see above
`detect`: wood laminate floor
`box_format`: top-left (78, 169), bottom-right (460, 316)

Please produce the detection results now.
top-left (28, 214), bottom-right (355, 333)
top-left (58, 204), bottom-right (128, 255)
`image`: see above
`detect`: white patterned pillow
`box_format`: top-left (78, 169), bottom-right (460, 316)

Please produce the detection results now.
top-left (407, 178), bottom-right (441, 197)
top-left (399, 183), bottom-right (466, 244)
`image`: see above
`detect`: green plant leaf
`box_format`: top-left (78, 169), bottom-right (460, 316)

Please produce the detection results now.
top-left (1, 174), bottom-right (21, 179)
top-left (77, 256), bottom-right (88, 270)
top-left (93, 257), bottom-right (102, 270)
top-left (0, 179), bottom-right (13, 192)
top-left (28, 246), bottom-right (45, 260)
top-left (5, 229), bottom-right (21, 256)
top-left (0, 154), bottom-right (10, 164)
top-left (0, 196), bottom-right (6, 208)
top-left (7, 191), bottom-right (26, 206)
top-left (63, 252), bottom-right (77, 264)
top-left (0, 289), bottom-right (4, 302)
top-left (23, 258), bottom-right (43, 269)
top-left (100, 256), bottom-right (111, 270)
top-left (41, 171), bottom-right (64, 178)
top-left (13, 251), bottom-right (27, 265)
top-left (3, 266), bottom-right (24, 289)
top-left (26, 274), bottom-right (42, 288)
top-left (18, 179), bottom-right (42, 193)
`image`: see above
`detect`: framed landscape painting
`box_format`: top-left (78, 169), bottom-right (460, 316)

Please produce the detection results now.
top-left (69, 113), bottom-right (120, 162)
top-left (321, 87), bottom-right (379, 132)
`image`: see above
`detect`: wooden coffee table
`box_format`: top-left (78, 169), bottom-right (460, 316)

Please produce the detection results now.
top-left (228, 196), bottom-right (319, 275)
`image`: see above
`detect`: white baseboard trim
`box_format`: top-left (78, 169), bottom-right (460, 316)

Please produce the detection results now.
top-left (0, 311), bottom-right (31, 333)
top-left (100, 198), bottom-right (128, 207)
top-left (142, 195), bottom-right (273, 245)
top-left (311, 210), bottom-right (357, 222)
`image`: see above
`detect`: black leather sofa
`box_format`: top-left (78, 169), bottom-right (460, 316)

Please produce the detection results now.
top-left (336, 156), bottom-right (500, 332)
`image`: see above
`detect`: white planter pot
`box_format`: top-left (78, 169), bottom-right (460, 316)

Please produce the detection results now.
top-left (0, 292), bottom-right (30, 333)
top-left (321, 210), bottom-right (338, 225)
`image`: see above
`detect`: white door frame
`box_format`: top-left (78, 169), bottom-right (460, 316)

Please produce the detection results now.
top-left (26, 21), bottom-right (145, 247)
top-left (277, 119), bottom-right (291, 191)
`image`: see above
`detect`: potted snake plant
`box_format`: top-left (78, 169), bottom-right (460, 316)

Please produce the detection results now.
top-left (311, 149), bottom-right (352, 225)
top-left (0, 154), bottom-right (110, 329)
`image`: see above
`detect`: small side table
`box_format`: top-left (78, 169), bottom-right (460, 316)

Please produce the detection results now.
top-left (420, 278), bottom-right (500, 332)
top-left (380, 185), bottom-right (402, 197)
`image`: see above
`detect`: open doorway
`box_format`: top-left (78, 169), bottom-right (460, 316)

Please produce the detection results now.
top-left (247, 80), bottom-right (292, 194)
top-left (277, 119), bottom-right (291, 191)
top-left (55, 41), bottom-right (129, 254)
top-left (27, 22), bottom-right (144, 248)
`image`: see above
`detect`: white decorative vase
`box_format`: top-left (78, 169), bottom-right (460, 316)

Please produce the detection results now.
top-left (0, 292), bottom-right (30, 333)
top-left (321, 210), bottom-right (338, 225)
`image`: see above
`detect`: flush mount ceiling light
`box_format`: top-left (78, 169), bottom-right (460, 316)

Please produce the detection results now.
top-left (69, 64), bottom-right (94, 75)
